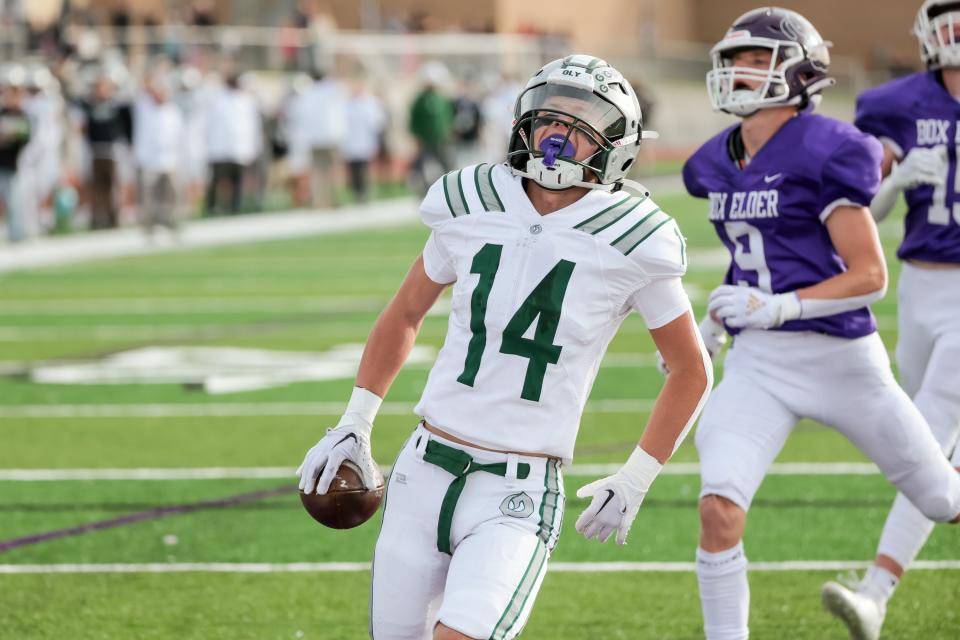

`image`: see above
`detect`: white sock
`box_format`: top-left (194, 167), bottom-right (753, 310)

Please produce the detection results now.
top-left (697, 542), bottom-right (749, 640)
top-left (875, 492), bottom-right (935, 582)
top-left (859, 564), bottom-right (898, 605)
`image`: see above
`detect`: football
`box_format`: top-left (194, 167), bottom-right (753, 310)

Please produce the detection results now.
top-left (299, 461), bottom-right (385, 529)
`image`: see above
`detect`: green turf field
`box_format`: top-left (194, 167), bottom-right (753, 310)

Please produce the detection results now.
top-left (1, 192), bottom-right (956, 639)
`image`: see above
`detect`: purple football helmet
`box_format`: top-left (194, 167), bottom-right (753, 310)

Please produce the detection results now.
top-left (706, 7), bottom-right (835, 117)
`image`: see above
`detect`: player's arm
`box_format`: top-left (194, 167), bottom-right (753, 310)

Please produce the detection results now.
top-left (870, 144), bottom-right (945, 222)
top-left (577, 253), bottom-right (713, 545)
top-left (297, 255), bottom-right (448, 494)
top-left (709, 205), bottom-right (888, 329)
top-left (356, 255), bottom-right (447, 396)
top-left (641, 311), bottom-right (713, 462)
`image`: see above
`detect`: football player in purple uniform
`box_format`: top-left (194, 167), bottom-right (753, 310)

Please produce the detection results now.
top-left (679, 8), bottom-right (960, 639)
top-left (820, 2), bottom-right (960, 638)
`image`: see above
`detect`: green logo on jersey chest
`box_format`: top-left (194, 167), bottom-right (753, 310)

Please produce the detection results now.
top-left (500, 491), bottom-right (534, 518)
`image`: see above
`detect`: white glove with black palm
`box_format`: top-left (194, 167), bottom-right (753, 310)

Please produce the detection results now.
top-left (575, 446), bottom-right (662, 545)
top-left (889, 146), bottom-right (947, 190)
top-left (297, 387), bottom-right (383, 494)
top-left (707, 285), bottom-right (801, 330)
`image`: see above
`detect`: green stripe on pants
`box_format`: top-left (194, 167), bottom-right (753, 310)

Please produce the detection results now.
top-left (490, 540), bottom-right (548, 640)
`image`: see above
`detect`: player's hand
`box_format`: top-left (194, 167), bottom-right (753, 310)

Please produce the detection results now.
top-left (656, 315), bottom-right (727, 375)
top-left (296, 387), bottom-right (383, 494)
top-left (707, 285), bottom-right (800, 330)
top-left (297, 415), bottom-right (379, 494)
top-left (575, 475), bottom-right (646, 544)
top-left (890, 146), bottom-right (946, 190)
top-left (575, 447), bottom-right (662, 545)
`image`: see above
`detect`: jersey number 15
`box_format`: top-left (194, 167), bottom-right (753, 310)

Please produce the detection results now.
top-left (457, 243), bottom-right (575, 402)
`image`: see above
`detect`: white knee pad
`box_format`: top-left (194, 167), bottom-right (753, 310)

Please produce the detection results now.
top-left (896, 460), bottom-right (960, 522)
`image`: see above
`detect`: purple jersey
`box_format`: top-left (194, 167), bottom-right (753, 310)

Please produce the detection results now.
top-left (683, 111), bottom-right (882, 339)
top-left (856, 71), bottom-right (960, 264)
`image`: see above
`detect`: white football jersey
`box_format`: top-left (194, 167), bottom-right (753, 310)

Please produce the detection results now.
top-left (414, 163), bottom-right (688, 462)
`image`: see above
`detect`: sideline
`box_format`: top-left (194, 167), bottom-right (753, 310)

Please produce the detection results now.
top-left (0, 199), bottom-right (417, 273)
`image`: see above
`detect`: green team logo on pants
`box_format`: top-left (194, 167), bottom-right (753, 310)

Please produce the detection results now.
top-left (500, 492), bottom-right (534, 518)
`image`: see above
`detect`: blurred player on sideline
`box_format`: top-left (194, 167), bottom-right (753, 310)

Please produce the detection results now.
top-left (297, 55), bottom-right (713, 639)
top-left (678, 8), bottom-right (960, 639)
top-left (821, 2), bottom-right (960, 638)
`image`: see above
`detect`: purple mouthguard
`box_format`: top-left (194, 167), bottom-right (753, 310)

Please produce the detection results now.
top-left (539, 134), bottom-right (575, 167)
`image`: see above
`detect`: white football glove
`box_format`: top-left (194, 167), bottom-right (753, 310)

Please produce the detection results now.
top-left (575, 446), bottom-right (662, 545)
top-left (707, 285), bottom-right (800, 330)
top-left (656, 314), bottom-right (727, 375)
top-left (889, 146), bottom-right (947, 191)
top-left (296, 387), bottom-right (382, 494)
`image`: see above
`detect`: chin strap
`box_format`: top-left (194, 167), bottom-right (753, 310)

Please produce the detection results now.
top-left (510, 167), bottom-right (652, 198)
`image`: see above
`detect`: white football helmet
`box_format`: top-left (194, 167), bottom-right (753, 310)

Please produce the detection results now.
top-left (507, 55), bottom-right (655, 191)
top-left (915, 0), bottom-right (960, 68)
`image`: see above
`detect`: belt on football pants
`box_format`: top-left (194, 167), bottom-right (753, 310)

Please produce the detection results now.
top-left (422, 438), bottom-right (531, 555)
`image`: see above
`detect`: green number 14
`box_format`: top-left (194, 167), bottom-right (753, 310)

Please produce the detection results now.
top-left (456, 243), bottom-right (576, 402)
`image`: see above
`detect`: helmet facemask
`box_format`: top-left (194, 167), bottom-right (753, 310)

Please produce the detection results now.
top-left (511, 103), bottom-right (616, 190)
top-left (707, 39), bottom-right (830, 117)
top-left (916, 1), bottom-right (960, 69)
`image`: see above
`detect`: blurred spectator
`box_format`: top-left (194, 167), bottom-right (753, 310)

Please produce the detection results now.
top-left (175, 65), bottom-right (208, 213)
top-left (278, 73), bottom-right (311, 205)
top-left (77, 74), bottom-right (131, 229)
top-left (409, 62), bottom-right (454, 194)
top-left (451, 79), bottom-right (484, 167)
top-left (22, 64), bottom-right (64, 235)
top-left (290, 69), bottom-right (346, 209)
top-left (133, 73), bottom-right (183, 237)
top-left (0, 70), bottom-right (32, 243)
top-left (481, 73), bottom-right (521, 163)
top-left (204, 72), bottom-right (262, 215)
top-left (340, 80), bottom-right (386, 203)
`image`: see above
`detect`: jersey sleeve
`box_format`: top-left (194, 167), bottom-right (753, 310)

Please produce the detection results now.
top-left (682, 153), bottom-right (710, 198)
top-left (625, 216), bottom-right (688, 279)
top-left (419, 177), bottom-right (458, 283)
top-left (419, 174), bottom-right (455, 230)
top-left (818, 134), bottom-right (884, 223)
top-left (421, 230), bottom-right (457, 284)
top-left (854, 92), bottom-right (908, 159)
top-left (627, 276), bottom-right (692, 329)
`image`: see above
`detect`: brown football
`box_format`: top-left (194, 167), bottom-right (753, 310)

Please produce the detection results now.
top-left (299, 461), bottom-right (385, 529)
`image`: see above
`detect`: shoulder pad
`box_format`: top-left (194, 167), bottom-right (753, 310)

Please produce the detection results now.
top-left (420, 164), bottom-right (509, 229)
top-left (617, 214), bottom-right (687, 278)
top-left (419, 173), bottom-right (454, 229)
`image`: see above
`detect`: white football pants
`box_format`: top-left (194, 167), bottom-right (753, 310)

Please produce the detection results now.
top-left (696, 328), bottom-right (960, 519)
top-left (370, 423), bottom-right (564, 640)
top-left (877, 264), bottom-right (960, 567)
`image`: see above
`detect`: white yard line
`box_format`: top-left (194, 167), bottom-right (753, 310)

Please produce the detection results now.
top-left (1, 560), bottom-right (958, 574)
top-left (0, 462), bottom-right (880, 481)
top-left (0, 399), bottom-right (658, 418)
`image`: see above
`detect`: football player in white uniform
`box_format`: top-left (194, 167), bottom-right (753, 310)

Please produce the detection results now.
top-left (821, 2), bottom-right (960, 638)
top-left (677, 8), bottom-right (960, 640)
top-left (297, 55), bottom-right (713, 640)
